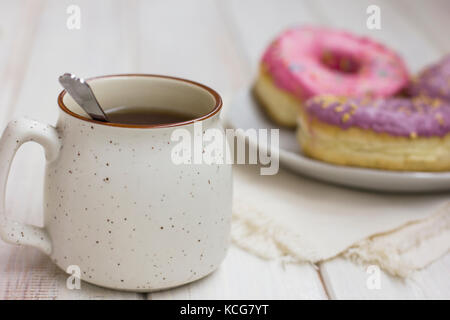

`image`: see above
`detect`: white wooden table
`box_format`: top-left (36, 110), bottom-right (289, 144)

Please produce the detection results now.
top-left (0, 0), bottom-right (449, 300)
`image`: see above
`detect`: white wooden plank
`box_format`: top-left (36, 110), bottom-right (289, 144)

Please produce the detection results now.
top-left (0, 0), bottom-right (27, 80)
top-left (0, 0), bottom-right (143, 299)
top-left (394, 0), bottom-right (450, 53)
top-left (0, 0), bottom-right (44, 127)
top-left (150, 245), bottom-right (327, 300)
top-left (136, 0), bottom-right (247, 97)
top-left (410, 252), bottom-right (450, 299)
top-left (217, 0), bottom-right (329, 299)
top-left (0, 0), bottom-right (48, 299)
top-left (137, 0), bottom-right (326, 299)
top-left (13, 0), bottom-right (141, 123)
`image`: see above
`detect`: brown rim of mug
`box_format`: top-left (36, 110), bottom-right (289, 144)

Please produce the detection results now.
top-left (57, 74), bottom-right (223, 128)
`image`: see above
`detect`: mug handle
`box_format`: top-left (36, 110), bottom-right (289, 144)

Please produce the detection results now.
top-left (0, 118), bottom-right (60, 255)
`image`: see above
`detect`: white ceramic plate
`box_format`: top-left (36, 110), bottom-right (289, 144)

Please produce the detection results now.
top-left (225, 89), bottom-right (450, 192)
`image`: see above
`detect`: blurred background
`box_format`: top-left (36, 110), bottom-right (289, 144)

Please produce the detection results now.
top-left (0, 0), bottom-right (449, 299)
top-left (1, 0), bottom-right (450, 124)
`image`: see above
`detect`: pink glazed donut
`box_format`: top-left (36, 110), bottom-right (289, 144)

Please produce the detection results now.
top-left (253, 26), bottom-right (410, 127)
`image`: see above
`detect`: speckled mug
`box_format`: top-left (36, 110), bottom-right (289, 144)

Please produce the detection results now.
top-left (0, 74), bottom-right (232, 291)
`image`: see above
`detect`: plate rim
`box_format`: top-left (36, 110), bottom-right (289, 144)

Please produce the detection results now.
top-left (225, 89), bottom-right (450, 192)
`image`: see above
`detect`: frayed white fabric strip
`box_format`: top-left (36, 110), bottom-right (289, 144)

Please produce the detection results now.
top-left (232, 202), bottom-right (324, 263)
top-left (343, 203), bottom-right (450, 277)
top-left (231, 200), bottom-right (450, 277)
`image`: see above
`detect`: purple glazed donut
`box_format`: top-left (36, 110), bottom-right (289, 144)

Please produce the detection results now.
top-left (409, 55), bottom-right (450, 102)
top-left (297, 95), bottom-right (450, 171)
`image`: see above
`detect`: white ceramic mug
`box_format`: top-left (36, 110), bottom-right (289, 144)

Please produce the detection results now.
top-left (0, 74), bottom-right (232, 291)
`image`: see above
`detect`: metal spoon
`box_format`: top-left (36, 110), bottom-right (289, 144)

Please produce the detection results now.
top-left (58, 73), bottom-right (109, 122)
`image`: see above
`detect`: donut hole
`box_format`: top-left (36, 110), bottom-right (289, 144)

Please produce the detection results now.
top-left (320, 50), bottom-right (361, 74)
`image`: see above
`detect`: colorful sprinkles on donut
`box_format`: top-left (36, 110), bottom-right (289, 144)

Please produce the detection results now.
top-left (254, 26), bottom-right (410, 127)
top-left (305, 95), bottom-right (450, 138)
top-left (261, 26), bottom-right (410, 100)
top-left (409, 55), bottom-right (450, 102)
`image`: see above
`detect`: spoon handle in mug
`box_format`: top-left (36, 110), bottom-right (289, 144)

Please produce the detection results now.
top-left (0, 118), bottom-right (60, 255)
top-left (59, 73), bottom-right (109, 122)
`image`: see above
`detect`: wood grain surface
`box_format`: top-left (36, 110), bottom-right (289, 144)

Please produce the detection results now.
top-left (0, 0), bottom-right (448, 299)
